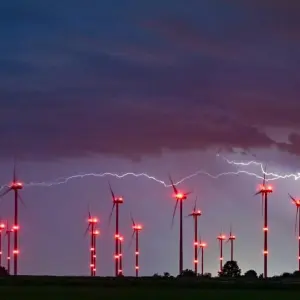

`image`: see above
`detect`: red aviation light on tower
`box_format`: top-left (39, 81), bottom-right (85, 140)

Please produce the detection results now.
top-left (133, 224), bottom-right (143, 231)
top-left (114, 197), bottom-right (123, 204)
top-left (175, 192), bottom-right (186, 200)
top-left (88, 217), bottom-right (98, 224)
top-left (218, 234), bottom-right (226, 240)
top-left (10, 181), bottom-right (23, 190)
top-left (0, 223), bottom-right (5, 230)
top-left (229, 234), bottom-right (236, 240)
top-left (199, 242), bottom-right (207, 248)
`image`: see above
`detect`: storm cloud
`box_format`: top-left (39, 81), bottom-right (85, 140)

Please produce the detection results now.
top-left (0, 0), bottom-right (299, 160)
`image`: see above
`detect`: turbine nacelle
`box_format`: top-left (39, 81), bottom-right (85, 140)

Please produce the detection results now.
top-left (190, 210), bottom-right (202, 217)
top-left (113, 197), bottom-right (124, 204)
top-left (228, 235), bottom-right (236, 240)
top-left (10, 181), bottom-right (23, 190)
top-left (0, 223), bottom-right (5, 230)
top-left (174, 192), bottom-right (188, 200)
top-left (199, 242), bottom-right (207, 248)
top-left (257, 185), bottom-right (273, 194)
top-left (217, 234), bottom-right (226, 240)
top-left (88, 217), bottom-right (98, 224)
top-left (133, 224), bottom-right (143, 231)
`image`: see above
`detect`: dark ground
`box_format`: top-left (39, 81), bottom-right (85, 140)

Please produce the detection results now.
top-left (0, 286), bottom-right (299, 300)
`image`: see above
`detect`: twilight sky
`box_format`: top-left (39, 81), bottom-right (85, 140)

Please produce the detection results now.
top-left (1, 0), bottom-right (300, 276)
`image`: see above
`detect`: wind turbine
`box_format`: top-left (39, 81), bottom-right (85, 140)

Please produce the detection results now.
top-left (169, 175), bottom-right (191, 275)
top-left (85, 211), bottom-right (98, 276)
top-left (5, 221), bottom-right (13, 275)
top-left (226, 225), bottom-right (236, 261)
top-left (217, 232), bottom-right (226, 273)
top-left (108, 183), bottom-right (124, 277)
top-left (255, 167), bottom-right (272, 278)
top-left (197, 235), bottom-right (207, 276)
top-left (0, 221), bottom-right (5, 267)
top-left (0, 164), bottom-right (24, 275)
top-left (118, 235), bottom-right (124, 276)
top-left (288, 193), bottom-right (300, 271)
top-left (187, 197), bottom-right (201, 274)
top-left (130, 213), bottom-right (143, 277)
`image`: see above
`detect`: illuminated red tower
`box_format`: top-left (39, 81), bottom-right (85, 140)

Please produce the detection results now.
top-left (187, 198), bottom-right (201, 274)
top-left (217, 233), bottom-right (226, 273)
top-left (85, 212), bottom-right (99, 276)
top-left (227, 225), bottom-right (236, 261)
top-left (198, 238), bottom-right (207, 276)
top-left (255, 171), bottom-right (272, 278)
top-left (0, 166), bottom-right (23, 276)
top-left (288, 194), bottom-right (300, 271)
top-left (108, 183), bottom-right (124, 277)
top-left (0, 222), bottom-right (5, 267)
top-left (169, 176), bottom-right (191, 275)
top-left (5, 222), bottom-right (13, 275)
top-left (118, 235), bottom-right (124, 276)
top-left (130, 214), bottom-right (143, 277)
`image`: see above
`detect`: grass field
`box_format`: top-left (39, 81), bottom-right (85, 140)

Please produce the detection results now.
top-left (0, 286), bottom-right (299, 300)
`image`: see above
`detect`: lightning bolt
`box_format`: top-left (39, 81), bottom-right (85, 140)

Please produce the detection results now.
top-left (0, 154), bottom-right (298, 191)
top-left (3, 169), bottom-right (276, 191)
top-left (219, 154), bottom-right (300, 181)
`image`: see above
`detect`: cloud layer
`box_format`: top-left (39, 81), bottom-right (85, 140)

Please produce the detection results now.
top-left (0, 0), bottom-right (299, 160)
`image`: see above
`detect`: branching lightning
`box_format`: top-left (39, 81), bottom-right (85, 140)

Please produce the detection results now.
top-left (220, 154), bottom-right (300, 181)
top-left (0, 154), bottom-right (299, 191)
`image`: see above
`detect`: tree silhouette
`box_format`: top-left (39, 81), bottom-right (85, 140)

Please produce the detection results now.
top-left (293, 270), bottom-right (300, 278)
top-left (163, 272), bottom-right (170, 278)
top-left (218, 260), bottom-right (241, 278)
top-left (244, 269), bottom-right (257, 279)
top-left (203, 272), bottom-right (212, 278)
top-left (281, 272), bottom-right (292, 278)
top-left (0, 266), bottom-right (9, 277)
top-left (178, 269), bottom-right (197, 277)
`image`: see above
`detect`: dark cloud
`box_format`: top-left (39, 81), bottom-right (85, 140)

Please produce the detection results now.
top-left (0, 0), bottom-right (299, 160)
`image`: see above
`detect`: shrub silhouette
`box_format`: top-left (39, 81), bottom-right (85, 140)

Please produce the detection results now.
top-left (244, 269), bottom-right (257, 279)
top-left (293, 270), bottom-right (300, 278)
top-left (218, 261), bottom-right (241, 278)
top-left (178, 269), bottom-right (197, 278)
top-left (0, 266), bottom-right (9, 277)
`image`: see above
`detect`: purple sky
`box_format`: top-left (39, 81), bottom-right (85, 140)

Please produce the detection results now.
top-left (0, 0), bottom-right (300, 276)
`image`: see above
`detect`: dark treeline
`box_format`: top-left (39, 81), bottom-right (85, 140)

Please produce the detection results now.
top-left (0, 261), bottom-right (300, 289)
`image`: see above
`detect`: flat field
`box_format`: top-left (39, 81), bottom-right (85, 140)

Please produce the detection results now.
top-left (0, 286), bottom-right (299, 300)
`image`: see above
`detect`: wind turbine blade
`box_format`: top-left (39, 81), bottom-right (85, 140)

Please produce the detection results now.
top-left (87, 203), bottom-right (92, 219)
top-left (295, 208), bottom-right (299, 236)
top-left (0, 187), bottom-right (12, 198)
top-left (193, 197), bottom-right (197, 211)
top-left (108, 203), bottom-right (115, 226)
top-left (13, 158), bottom-right (16, 183)
top-left (171, 199), bottom-right (179, 229)
top-left (185, 191), bottom-right (192, 197)
top-left (84, 223), bottom-right (91, 237)
top-left (262, 164), bottom-right (267, 186)
top-left (289, 193), bottom-right (297, 204)
top-left (128, 230), bottom-right (135, 250)
top-left (254, 191), bottom-right (261, 196)
top-left (18, 194), bottom-right (26, 209)
top-left (168, 174), bottom-right (178, 195)
top-left (108, 181), bottom-right (115, 200)
top-left (130, 212), bottom-right (135, 226)
top-left (261, 193), bottom-right (264, 217)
